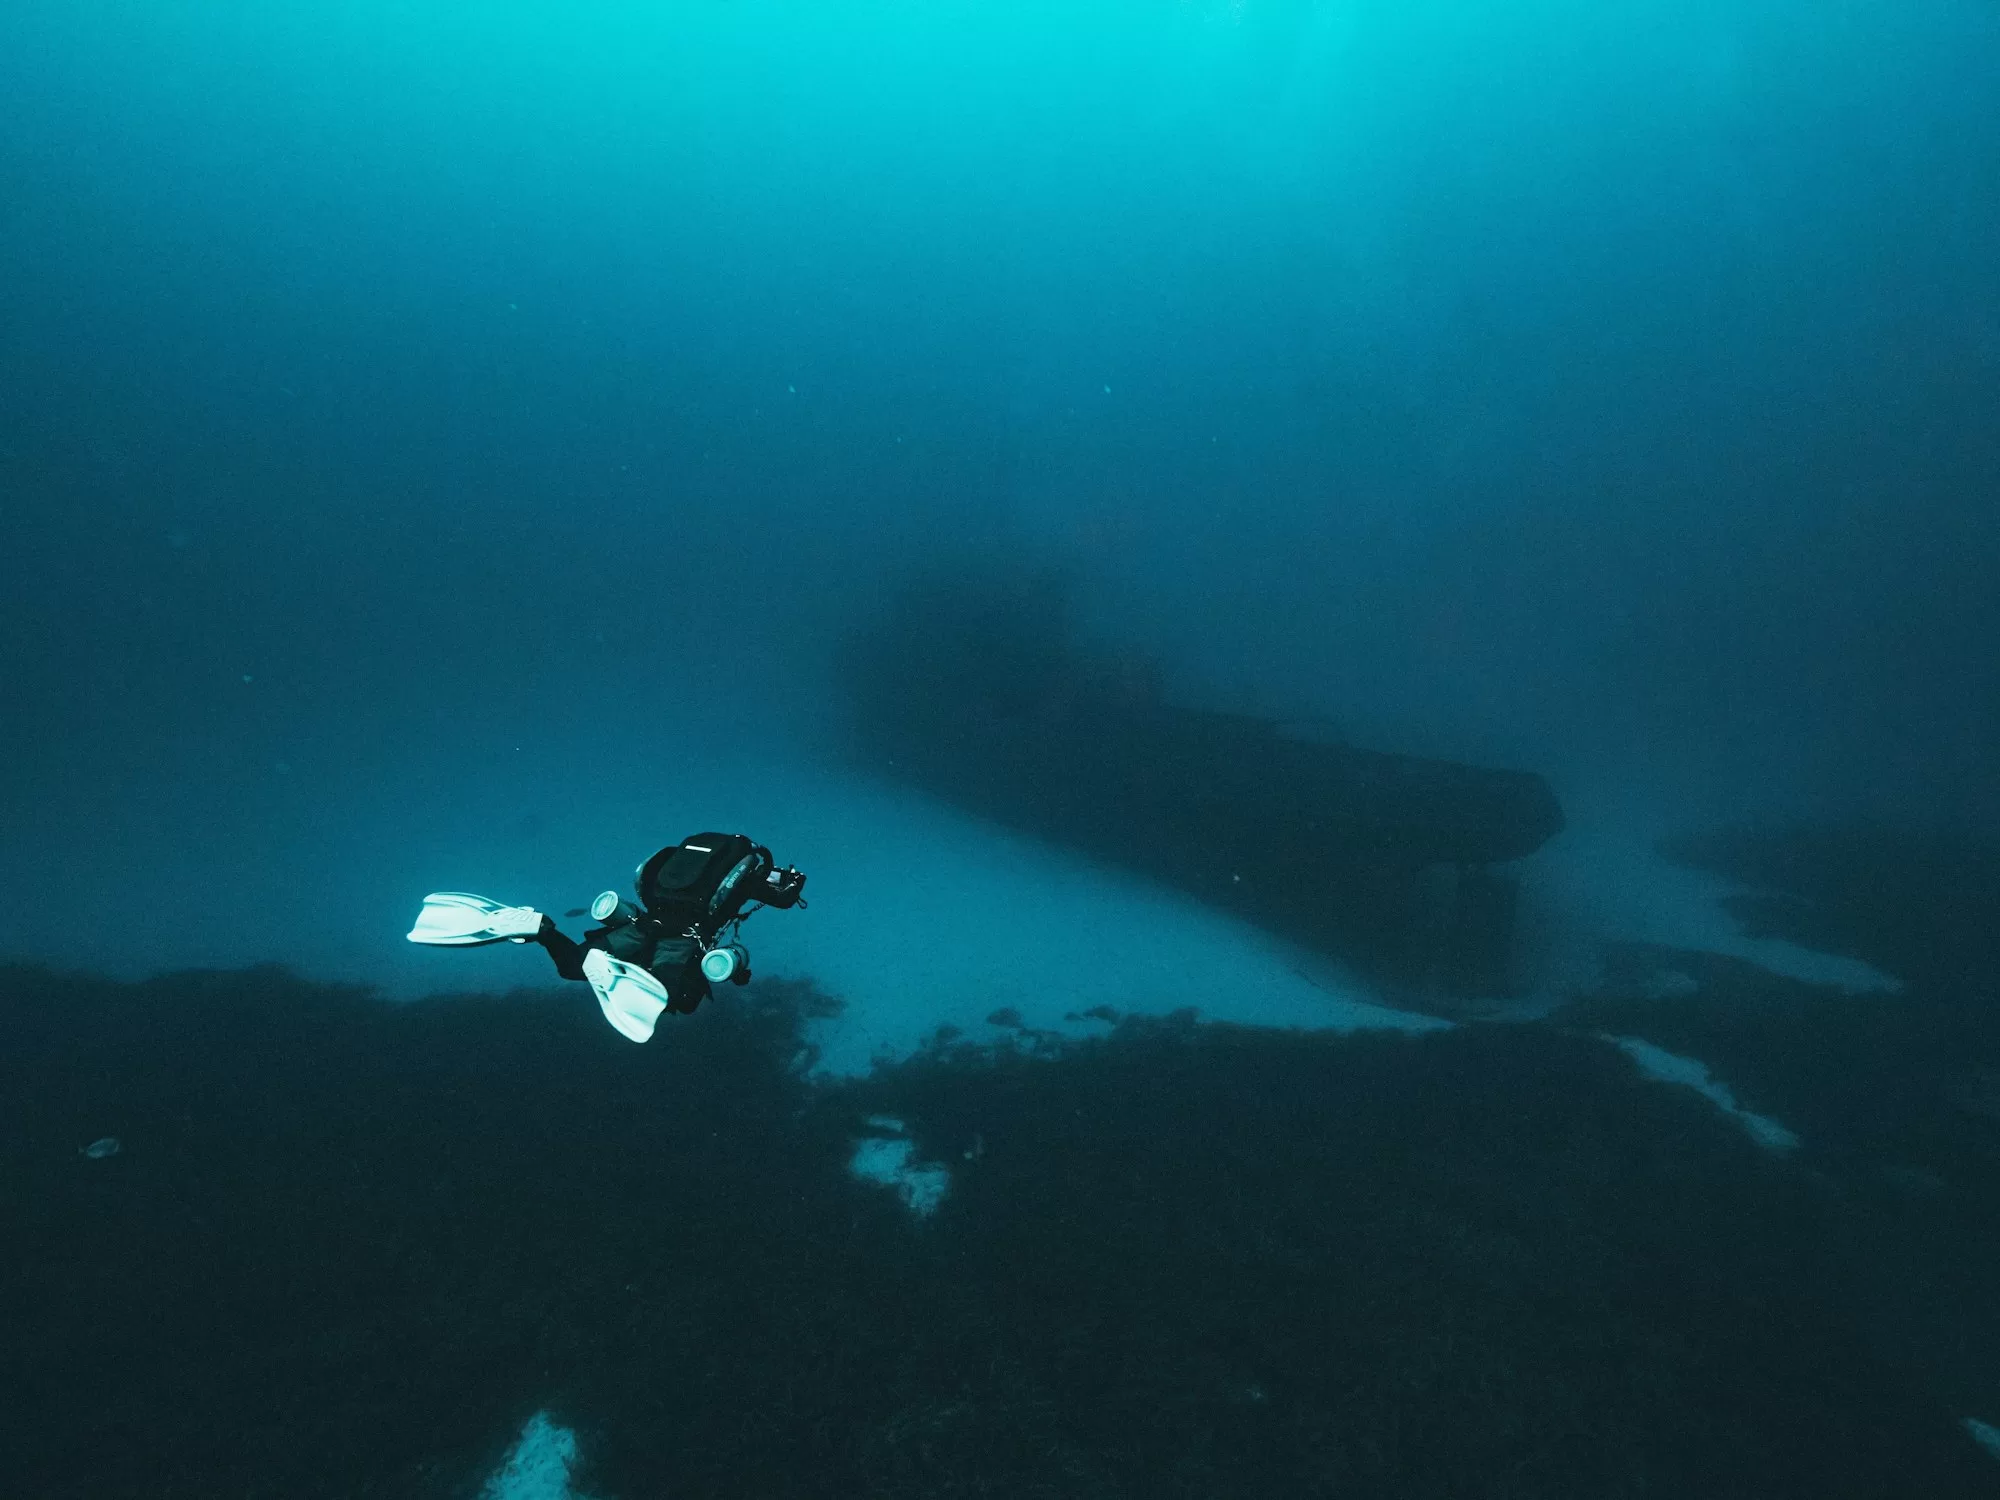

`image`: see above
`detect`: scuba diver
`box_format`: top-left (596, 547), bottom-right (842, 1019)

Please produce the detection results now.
top-left (406, 832), bottom-right (807, 1043)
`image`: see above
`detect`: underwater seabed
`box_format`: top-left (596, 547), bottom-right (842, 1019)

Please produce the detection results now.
top-left (5, 818), bottom-right (2000, 1499)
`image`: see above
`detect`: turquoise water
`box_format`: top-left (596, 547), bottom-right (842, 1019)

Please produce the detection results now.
top-left (3, 4), bottom-right (1997, 1494)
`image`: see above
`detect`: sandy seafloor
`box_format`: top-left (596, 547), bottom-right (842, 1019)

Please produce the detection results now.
top-left (3, 765), bottom-right (1998, 1498)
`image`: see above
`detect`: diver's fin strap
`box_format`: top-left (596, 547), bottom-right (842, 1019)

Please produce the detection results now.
top-left (582, 948), bottom-right (670, 1044)
top-left (407, 892), bottom-right (546, 946)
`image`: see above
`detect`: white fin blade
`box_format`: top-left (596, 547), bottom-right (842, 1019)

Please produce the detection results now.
top-left (582, 948), bottom-right (670, 1043)
top-left (407, 892), bottom-right (545, 946)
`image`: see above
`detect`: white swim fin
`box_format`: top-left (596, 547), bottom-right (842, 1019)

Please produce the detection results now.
top-left (406, 892), bottom-right (546, 946)
top-left (582, 948), bottom-right (670, 1043)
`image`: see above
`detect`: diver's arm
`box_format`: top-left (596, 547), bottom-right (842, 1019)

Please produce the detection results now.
top-left (713, 848), bottom-right (807, 922)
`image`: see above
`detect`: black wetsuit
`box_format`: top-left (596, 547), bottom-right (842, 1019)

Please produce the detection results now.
top-left (535, 832), bottom-right (805, 1014)
top-left (535, 920), bottom-right (714, 1011)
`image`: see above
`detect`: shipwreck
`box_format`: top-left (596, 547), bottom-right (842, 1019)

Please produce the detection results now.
top-left (839, 569), bottom-right (1565, 1006)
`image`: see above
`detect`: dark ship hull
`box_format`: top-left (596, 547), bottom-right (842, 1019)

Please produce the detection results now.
top-left (840, 570), bottom-right (1565, 1004)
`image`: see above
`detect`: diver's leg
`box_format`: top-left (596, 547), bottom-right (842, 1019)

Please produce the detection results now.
top-left (660, 963), bottom-right (711, 1014)
top-left (534, 917), bottom-right (590, 981)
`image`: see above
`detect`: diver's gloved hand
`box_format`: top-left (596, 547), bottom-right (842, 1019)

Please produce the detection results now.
top-left (759, 865), bottom-right (807, 907)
